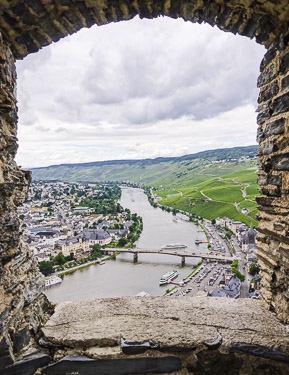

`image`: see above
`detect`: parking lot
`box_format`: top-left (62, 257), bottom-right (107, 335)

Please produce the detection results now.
top-left (166, 260), bottom-right (231, 297)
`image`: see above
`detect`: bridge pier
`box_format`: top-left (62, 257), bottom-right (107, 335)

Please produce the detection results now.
top-left (181, 256), bottom-right (185, 267)
top-left (133, 252), bottom-right (138, 263)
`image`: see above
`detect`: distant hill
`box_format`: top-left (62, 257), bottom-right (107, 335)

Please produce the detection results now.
top-left (31, 145), bottom-right (258, 186)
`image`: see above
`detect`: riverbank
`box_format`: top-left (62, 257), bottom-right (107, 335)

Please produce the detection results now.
top-left (44, 187), bottom-right (207, 302)
top-left (163, 261), bottom-right (203, 295)
top-left (55, 254), bottom-right (118, 276)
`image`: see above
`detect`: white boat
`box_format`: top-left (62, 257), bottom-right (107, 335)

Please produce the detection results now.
top-left (45, 276), bottom-right (62, 287)
top-left (172, 217), bottom-right (179, 222)
top-left (161, 243), bottom-right (187, 250)
top-left (99, 261), bottom-right (105, 265)
top-left (136, 291), bottom-right (150, 296)
top-left (159, 270), bottom-right (179, 285)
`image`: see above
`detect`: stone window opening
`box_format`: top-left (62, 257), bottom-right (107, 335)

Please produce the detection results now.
top-left (0, 1), bottom-right (288, 374)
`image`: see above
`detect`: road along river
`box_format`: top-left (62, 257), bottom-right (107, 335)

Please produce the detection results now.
top-left (45, 187), bottom-right (208, 302)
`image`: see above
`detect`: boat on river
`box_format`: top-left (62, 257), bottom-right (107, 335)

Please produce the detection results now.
top-left (159, 270), bottom-right (179, 285)
top-left (45, 276), bottom-right (62, 287)
top-left (195, 239), bottom-right (200, 244)
top-left (161, 243), bottom-right (187, 250)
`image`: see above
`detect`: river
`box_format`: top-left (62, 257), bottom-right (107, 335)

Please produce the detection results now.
top-left (45, 187), bottom-right (208, 302)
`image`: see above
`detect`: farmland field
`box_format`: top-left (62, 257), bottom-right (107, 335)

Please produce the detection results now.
top-left (157, 164), bottom-right (259, 227)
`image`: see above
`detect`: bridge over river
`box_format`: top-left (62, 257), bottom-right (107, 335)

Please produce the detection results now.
top-left (107, 248), bottom-right (237, 266)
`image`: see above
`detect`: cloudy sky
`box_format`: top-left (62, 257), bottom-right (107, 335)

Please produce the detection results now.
top-left (15, 16), bottom-right (265, 168)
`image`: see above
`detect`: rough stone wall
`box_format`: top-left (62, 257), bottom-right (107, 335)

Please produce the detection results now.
top-left (0, 0), bottom-right (288, 59)
top-left (256, 29), bottom-right (289, 323)
top-left (0, 32), bottom-right (52, 371)
top-left (0, 0), bottom-right (288, 373)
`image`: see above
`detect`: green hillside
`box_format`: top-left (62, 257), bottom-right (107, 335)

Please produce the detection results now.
top-left (32, 145), bottom-right (257, 185)
top-left (156, 166), bottom-right (259, 227)
top-left (32, 145), bottom-right (259, 226)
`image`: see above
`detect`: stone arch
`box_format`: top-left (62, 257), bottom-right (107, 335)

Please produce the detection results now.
top-left (0, 1), bottom-right (289, 373)
top-left (0, 0), bottom-right (288, 58)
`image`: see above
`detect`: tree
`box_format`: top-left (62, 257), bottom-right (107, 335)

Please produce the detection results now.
top-left (231, 267), bottom-right (245, 282)
top-left (54, 252), bottom-right (66, 265)
top-left (65, 253), bottom-right (75, 262)
top-left (91, 244), bottom-right (101, 252)
top-left (225, 232), bottom-right (232, 239)
top-left (90, 244), bottom-right (102, 258)
top-left (211, 219), bottom-right (216, 225)
top-left (39, 261), bottom-right (54, 276)
top-left (249, 262), bottom-right (260, 276)
top-left (118, 238), bottom-right (128, 247)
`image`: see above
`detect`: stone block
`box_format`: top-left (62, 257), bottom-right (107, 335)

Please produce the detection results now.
top-left (1, 352), bottom-right (51, 375)
top-left (258, 80), bottom-right (279, 103)
top-left (257, 109), bottom-right (271, 125)
top-left (0, 336), bottom-right (14, 370)
top-left (230, 342), bottom-right (289, 363)
top-left (42, 297), bottom-right (289, 354)
top-left (272, 153), bottom-right (289, 171)
top-left (260, 44), bottom-right (278, 71)
top-left (267, 174), bottom-right (282, 186)
top-left (11, 326), bottom-right (31, 353)
top-left (280, 51), bottom-right (289, 75)
top-left (259, 186), bottom-right (281, 197)
top-left (258, 140), bottom-right (277, 156)
top-left (257, 63), bottom-right (277, 87)
top-left (272, 92), bottom-right (289, 115)
top-left (191, 350), bottom-right (243, 374)
top-left (282, 75), bottom-right (289, 91)
top-left (264, 117), bottom-right (285, 140)
top-left (42, 354), bottom-right (182, 375)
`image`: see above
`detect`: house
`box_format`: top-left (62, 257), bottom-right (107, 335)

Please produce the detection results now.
top-left (83, 230), bottom-right (112, 246)
top-left (208, 275), bottom-right (240, 299)
top-left (58, 236), bottom-right (90, 256)
top-left (215, 217), bottom-right (231, 229)
top-left (230, 221), bottom-right (243, 234)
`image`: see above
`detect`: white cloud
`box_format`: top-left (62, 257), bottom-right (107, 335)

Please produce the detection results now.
top-left (15, 16), bottom-right (265, 168)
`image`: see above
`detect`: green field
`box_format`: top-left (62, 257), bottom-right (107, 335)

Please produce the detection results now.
top-left (157, 165), bottom-right (259, 227)
top-left (203, 185), bottom-right (244, 202)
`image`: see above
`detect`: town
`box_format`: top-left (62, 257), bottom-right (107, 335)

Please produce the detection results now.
top-left (19, 181), bottom-right (260, 300)
top-left (164, 216), bottom-right (260, 300)
top-left (19, 181), bottom-right (143, 276)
